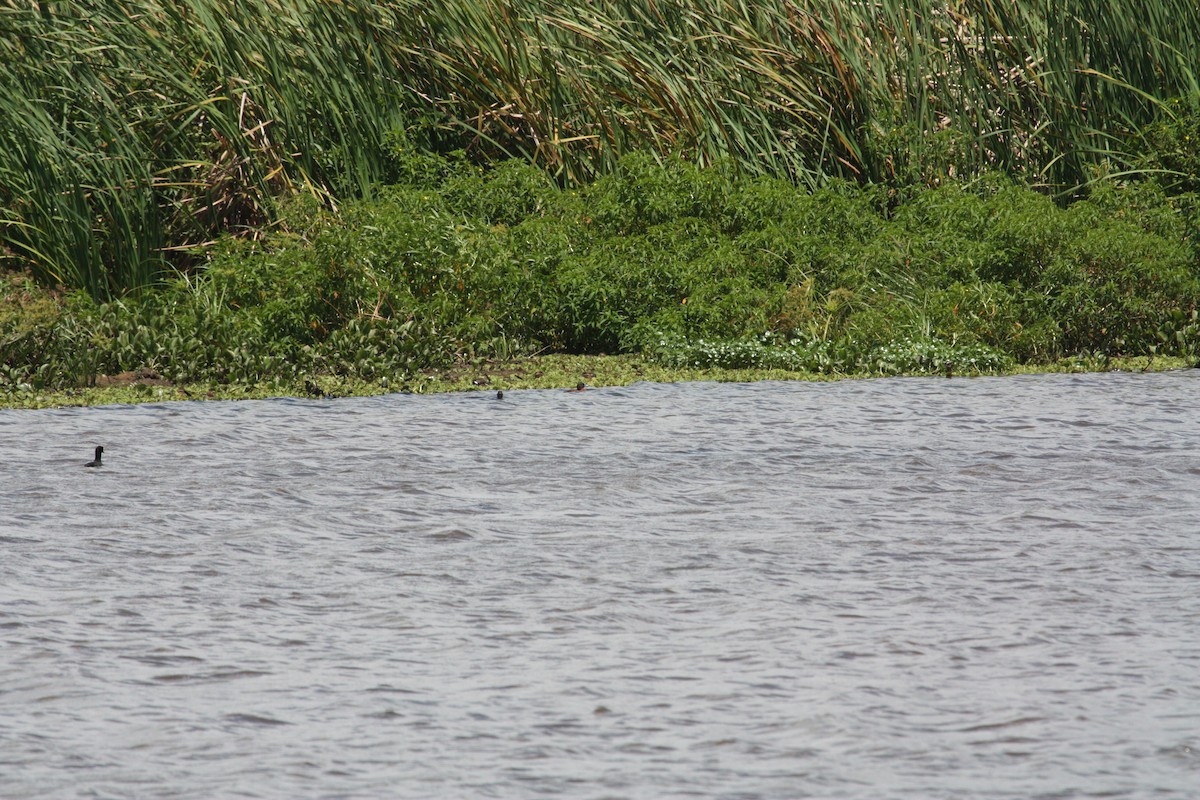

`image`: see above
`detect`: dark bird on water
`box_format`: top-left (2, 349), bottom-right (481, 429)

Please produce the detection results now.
top-left (567, 382), bottom-right (587, 392)
top-left (85, 445), bottom-right (104, 467)
top-left (496, 390), bottom-right (504, 399)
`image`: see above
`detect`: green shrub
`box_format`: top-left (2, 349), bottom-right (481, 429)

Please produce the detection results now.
top-left (1047, 203), bottom-right (1197, 353)
top-left (5, 153), bottom-right (1199, 391)
top-left (581, 154), bottom-right (736, 236)
top-left (440, 160), bottom-right (564, 227)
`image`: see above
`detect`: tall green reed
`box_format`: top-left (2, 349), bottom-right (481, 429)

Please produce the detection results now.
top-left (2, 0), bottom-right (1197, 296)
top-left (1, 0), bottom-right (406, 296)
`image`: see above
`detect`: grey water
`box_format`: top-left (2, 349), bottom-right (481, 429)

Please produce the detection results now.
top-left (2, 371), bottom-right (1199, 799)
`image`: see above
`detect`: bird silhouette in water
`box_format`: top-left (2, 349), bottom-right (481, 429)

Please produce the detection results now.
top-left (566, 382), bottom-right (587, 392)
top-left (496, 390), bottom-right (504, 399)
top-left (85, 446), bottom-right (104, 467)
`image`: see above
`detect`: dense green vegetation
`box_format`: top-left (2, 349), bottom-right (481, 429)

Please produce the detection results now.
top-left (5, 0), bottom-right (1200, 295)
top-left (2, 1), bottom-right (1199, 399)
top-left (3, 152), bottom-right (1198, 396)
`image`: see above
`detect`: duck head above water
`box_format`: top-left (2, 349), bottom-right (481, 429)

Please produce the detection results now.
top-left (85, 445), bottom-right (104, 468)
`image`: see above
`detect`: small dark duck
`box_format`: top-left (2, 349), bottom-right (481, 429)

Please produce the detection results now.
top-left (85, 445), bottom-right (104, 468)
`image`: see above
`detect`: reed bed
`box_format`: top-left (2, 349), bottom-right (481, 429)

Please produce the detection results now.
top-left (2, 0), bottom-right (1198, 296)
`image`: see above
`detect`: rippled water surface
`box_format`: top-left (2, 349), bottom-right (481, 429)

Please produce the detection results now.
top-left (2, 371), bottom-right (1199, 799)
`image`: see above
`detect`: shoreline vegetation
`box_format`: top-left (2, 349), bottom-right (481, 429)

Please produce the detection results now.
top-left (1, 353), bottom-right (1193, 412)
top-left (3, 1), bottom-right (1200, 406)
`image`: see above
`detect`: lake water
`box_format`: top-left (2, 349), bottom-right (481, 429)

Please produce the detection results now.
top-left (2, 371), bottom-right (1198, 799)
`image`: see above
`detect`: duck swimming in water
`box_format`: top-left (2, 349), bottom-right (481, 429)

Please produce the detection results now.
top-left (566, 382), bottom-right (587, 392)
top-left (85, 445), bottom-right (104, 467)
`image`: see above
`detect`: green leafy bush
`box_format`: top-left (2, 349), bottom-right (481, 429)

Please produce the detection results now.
top-left (4, 152), bottom-right (1198, 392)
